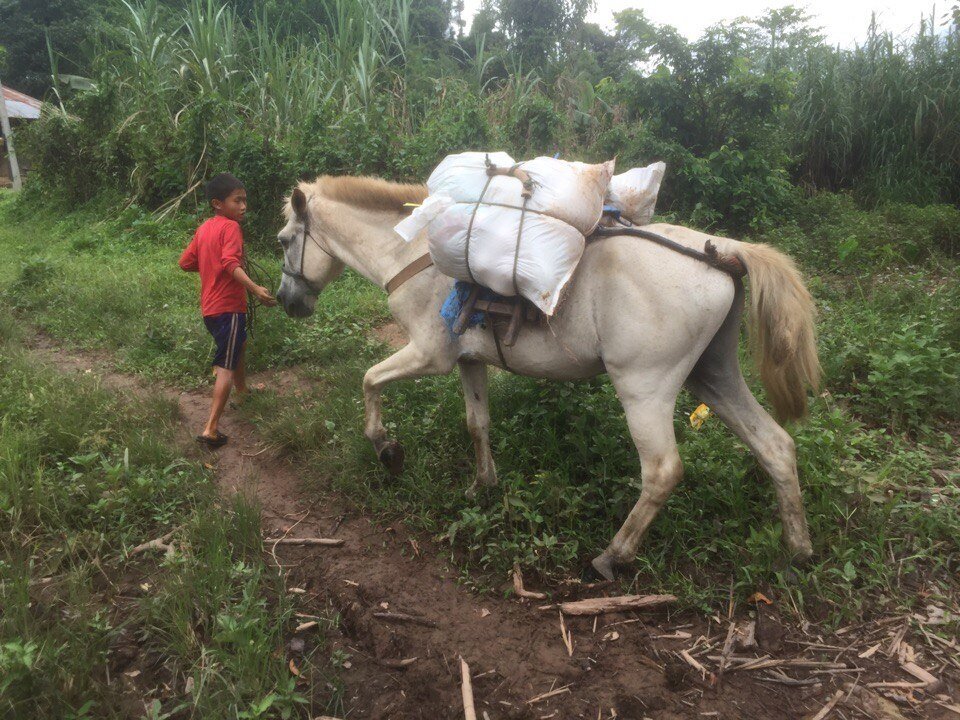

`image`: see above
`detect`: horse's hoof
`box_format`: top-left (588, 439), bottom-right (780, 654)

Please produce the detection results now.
top-left (788, 544), bottom-right (814, 567)
top-left (378, 441), bottom-right (405, 476)
top-left (590, 553), bottom-right (617, 582)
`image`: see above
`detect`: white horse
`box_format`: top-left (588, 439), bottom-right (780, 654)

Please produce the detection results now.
top-left (275, 176), bottom-right (821, 580)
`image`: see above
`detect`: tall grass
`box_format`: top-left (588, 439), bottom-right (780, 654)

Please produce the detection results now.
top-left (23, 1), bottom-right (960, 227)
top-left (793, 12), bottom-right (960, 202)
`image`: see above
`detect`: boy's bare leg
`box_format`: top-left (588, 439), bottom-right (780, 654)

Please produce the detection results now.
top-left (202, 366), bottom-right (234, 438)
top-left (234, 342), bottom-right (247, 394)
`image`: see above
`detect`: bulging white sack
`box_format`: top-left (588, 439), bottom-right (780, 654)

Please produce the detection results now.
top-left (427, 203), bottom-right (584, 316)
top-left (393, 194), bottom-right (455, 242)
top-left (427, 152), bottom-right (614, 235)
top-left (606, 161), bottom-right (666, 225)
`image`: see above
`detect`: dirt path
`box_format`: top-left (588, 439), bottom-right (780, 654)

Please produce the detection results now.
top-left (25, 334), bottom-right (955, 720)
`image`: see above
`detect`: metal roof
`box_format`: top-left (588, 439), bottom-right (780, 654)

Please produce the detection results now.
top-left (2, 85), bottom-right (42, 120)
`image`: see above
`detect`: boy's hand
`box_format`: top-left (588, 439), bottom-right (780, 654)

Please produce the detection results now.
top-left (254, 285), bottom-right (277, 306)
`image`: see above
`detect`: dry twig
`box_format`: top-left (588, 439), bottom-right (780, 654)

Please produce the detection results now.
top-left (129, 526), bottom-right (181, 560)
top-left (525, 684), bottom-right (572, 705)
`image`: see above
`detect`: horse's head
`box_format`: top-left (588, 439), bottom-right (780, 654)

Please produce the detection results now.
top-left (276, 187), bottom-right (345, 318)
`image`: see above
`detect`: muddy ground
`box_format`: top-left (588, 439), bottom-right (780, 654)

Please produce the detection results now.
top-left (26, 333), bottom-right (960, 720)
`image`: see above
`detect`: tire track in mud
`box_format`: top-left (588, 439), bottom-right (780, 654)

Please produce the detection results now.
top-left (23, 333), bottom-right (850, 720)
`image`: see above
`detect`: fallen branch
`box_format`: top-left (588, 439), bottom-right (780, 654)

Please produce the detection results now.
top-left (513, 565), bottom-right (547, 600)
top-left (372, 611), bottom-right (438, 628)
top-left (272, 537), bottom-right (344, 547)
top-left (545, 594), bottom-right (677, 616)
top-left (460, 656), bottom-right (477, 720)
top-left (129, 526), bottom-right (181, 560)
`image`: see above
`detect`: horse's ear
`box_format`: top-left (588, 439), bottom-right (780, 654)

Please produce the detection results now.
top-left (291, 188), bottom-right (308, 219)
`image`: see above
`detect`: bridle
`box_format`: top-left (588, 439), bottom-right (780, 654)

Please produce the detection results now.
top-left (280, 197), bottom-right (337, 293)
top-left (280, 192), bottom-right (435, 297)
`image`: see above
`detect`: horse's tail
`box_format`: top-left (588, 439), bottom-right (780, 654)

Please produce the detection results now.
top-left (735, 242), bottom-right (821, 422)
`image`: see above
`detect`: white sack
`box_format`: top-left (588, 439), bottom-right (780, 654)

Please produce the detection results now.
top-left (606, 161), bottom-right (666, 225)
top-left (427, 151), bottom-right (517, 202)
top-left (393, 194), bottom-right (455, 242)
top-left (427, 152), bottom-right (614, 235)
top-left (427, 203), bottom-right (584, 315)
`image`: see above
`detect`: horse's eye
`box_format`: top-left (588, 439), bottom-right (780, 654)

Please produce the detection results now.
top-left (279, 235), bottom-right (291, 247)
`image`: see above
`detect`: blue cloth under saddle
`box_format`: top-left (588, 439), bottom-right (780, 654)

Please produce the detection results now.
top-left (440, 281), bottom-right (512, 335)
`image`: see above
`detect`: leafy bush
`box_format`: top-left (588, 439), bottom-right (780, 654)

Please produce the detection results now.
top-left (861, 321), bottom-right (960, 431)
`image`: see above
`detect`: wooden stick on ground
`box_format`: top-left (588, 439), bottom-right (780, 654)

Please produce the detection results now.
top-left (460, 656), bottom-right (477, 720)
top-left (809, 689), bottom-right (844, 720)
top-left (513, 565), bottom-right (547, 600)
top-left (272, 537), bottom-right (345, 547)
top-left (549, 594), bottom-right (677, 616)
top-left (372, 611), bottom-right (438, 628)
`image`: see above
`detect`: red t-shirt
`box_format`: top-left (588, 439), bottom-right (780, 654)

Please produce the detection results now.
top-left (179, 215), bottom-right (248, 316)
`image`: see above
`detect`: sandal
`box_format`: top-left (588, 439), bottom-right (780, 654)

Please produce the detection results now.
top-left (196, 432), bottom-right (228, 448)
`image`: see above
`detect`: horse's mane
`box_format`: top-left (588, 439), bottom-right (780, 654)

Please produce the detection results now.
top-left (291, 175), bottom-right (428, 214)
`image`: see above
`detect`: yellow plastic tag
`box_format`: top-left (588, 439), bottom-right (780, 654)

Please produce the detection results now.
top-left (689, 403), bottom-right (711, 430)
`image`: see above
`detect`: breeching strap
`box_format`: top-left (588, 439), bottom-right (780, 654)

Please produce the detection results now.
top-left (589, 225), bottom-right (747, 279)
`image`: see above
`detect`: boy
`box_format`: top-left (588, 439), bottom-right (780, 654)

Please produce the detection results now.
top-left (179, 172), bottom-right (276, 448)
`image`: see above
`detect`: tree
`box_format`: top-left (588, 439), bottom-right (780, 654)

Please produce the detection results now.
top-left (494, 0), bottom-right (594, 69)
top-left (0, 0), bottom-right (100, 96)
top-left (754, 6), bottom-right (824, 72)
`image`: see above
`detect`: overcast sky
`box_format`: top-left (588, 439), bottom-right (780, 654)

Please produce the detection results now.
top-left (463, 0), bottom-right (937, 48)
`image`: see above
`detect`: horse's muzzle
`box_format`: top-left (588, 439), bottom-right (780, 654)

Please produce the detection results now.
top-left (277, 284), bottom-right (316, 318)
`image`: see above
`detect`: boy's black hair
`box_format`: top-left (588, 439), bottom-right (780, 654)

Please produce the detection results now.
top-left (205, 172), bottom-right (245, 203)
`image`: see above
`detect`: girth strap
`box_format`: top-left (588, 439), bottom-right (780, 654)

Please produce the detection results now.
top-left (385, 253), bottom-right (434, 295)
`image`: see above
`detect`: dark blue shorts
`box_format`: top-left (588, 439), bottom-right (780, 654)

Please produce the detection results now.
top-left (204, 313), bottom-right (246, 370)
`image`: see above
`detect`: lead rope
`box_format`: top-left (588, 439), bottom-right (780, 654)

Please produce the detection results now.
top-left (243, 248), bottom-right (279, 337)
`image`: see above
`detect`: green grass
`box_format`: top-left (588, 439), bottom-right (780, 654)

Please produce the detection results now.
top-left (0, 299), bottom-right (340, 718)
top-left (1, 189), bottom-right (958, 630)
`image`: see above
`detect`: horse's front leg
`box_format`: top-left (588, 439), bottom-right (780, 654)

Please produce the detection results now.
top-left (458, 360), bottom-right (497, 497)
top-left (363, 343), bottom-right (455, 475)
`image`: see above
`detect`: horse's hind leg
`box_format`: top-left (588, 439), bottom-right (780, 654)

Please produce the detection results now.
top-left (458, 360), bottom-right (497, 497)
top-left (592, 384), bottom-right (684, 582)
top-left (686, 316), bottom-right (813, 560)
top-left (363, 343), bottom-right (455, 475)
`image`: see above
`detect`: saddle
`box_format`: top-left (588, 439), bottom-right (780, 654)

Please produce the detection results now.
top-left (451, 284), bottom-right (541, 347)
top-left (445, 215), bottom-right (746, 351)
